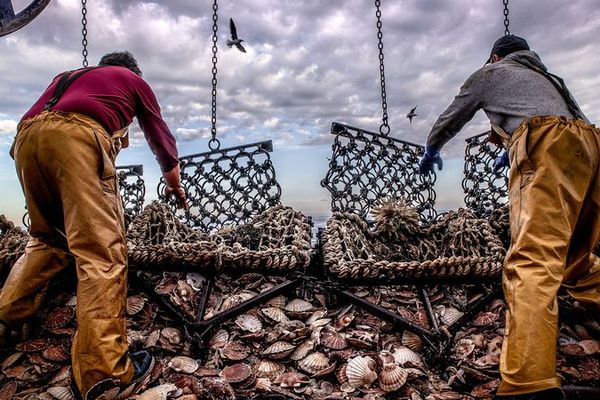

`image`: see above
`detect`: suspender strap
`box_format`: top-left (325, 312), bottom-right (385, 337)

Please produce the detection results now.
top-left (511, 60), bottom-right (584, 121)
top-left (43, 66), bottom-right (103, 111)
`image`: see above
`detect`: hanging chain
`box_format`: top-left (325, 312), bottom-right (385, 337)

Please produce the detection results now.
top-left (374, 0), bottom-right (390, 135)
top-left (81, 0), bottom-right (88, 67)
top-left (503, 0), bottom-right (510, 35)
top-left (209, 0), bottom-right (220, 151)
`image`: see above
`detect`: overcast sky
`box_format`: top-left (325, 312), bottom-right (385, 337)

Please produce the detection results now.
top-left (1, 0), bottom-right (599, 224)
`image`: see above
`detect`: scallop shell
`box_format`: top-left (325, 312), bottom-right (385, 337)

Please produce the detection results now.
top-left (0, 381), bottom-right (17, 400)
top-left (393, 346), bottom-right (422, 366)
top-left (402, 330), bottom-right (423, 352)
top-left (473, 311), bottom-right (498, 326)
top-left (346, 356), bottom-right (377, 388)
top-left (274, 371), bottom-right (310, 388)
top-left (284, 298), bottom-right (314, 317)
top-left (453, 338), bottom-right (476, 360)
top-left (305, 309), bottom-right (328, 325)
top-left (42, 345), bottom-right (70, 362)
top-left (335, 363), bottom-right (348, 384)
top-left (186, 272), bottom-right (205, 291)
top-left (579, 339), bottom-right (600, 355)
top-left (560, 343), bottom-right (585, 356)
top-left (261, 307), bottom-right (289, 323)
top-left (46, 386), bottom-right (74, 400)
top-left (135, 383), bottom-right (178, 400)
top-left (168, 356), bottom-right (199, 374)
top-left (290, 339), bottom-right (315, 361)
top-left (235, 314), bottom-right (263, 333)
top-left (15, 338), bottom-right (49, 352)
top-left (437, 305), bottom-right (464, 326)
top-left (256, 359), bottom-right (286, 380)
top-left (298, 352), bottom-right (331, 375)
top-left (222, 363), bottom-right (253, 385)
top-left (208, 329), bottom-right (229, 349)
top-left (265, 295), bottom-right (287, 308)
top-left (221, 342), bottom-right (251, 361)
top-left (379, 363), bottom-right (408, 392)
top-left (309, 318), bottom-right (332, 329)
top-left (321, 329), bottom-right (348, 350)
top-left (335, 312), bottom-right (355, 331)
top-left (43, 307), bottom-right (75, 330)
top-left (378, 350), bottom-right (396, 365)
top-left (262, 341), bottom-right (296, 359)
top-left (126, 295), bottom-right (147, 316)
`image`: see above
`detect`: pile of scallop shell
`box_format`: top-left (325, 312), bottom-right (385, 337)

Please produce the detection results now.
top-left (1, 272), bottom-right (599, 399)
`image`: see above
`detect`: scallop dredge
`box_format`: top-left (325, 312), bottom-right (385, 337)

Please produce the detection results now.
top-left (0, 200), bottom-right (598, 399)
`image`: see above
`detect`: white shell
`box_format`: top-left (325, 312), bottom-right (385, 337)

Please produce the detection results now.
top-left (379, 363), bottom-right (408, 392)
top-left (256, 360), bottom-right (286, 380)
top-left (235, 314), bottom-right (263, 333)
top-left (284, 299), bottom-right (314, 314)
top-left (321, 329), bottom-right (348, 350)
top-left (290, 339), bottom-right (315, 361)
top-left (134, 383), bottom-right (178, 400)
top-left (168, 356), bottom-right (199, 374)
top-left (345, 356), bottom-right (377, 388)
top-left (261, 307), bottom-right (289, 323)
top-left (46, 386), bottom-right (74, 400)
top-left (402, 330), bottom-right (423, 352)
top-left (298, 352), bottom-right (331, 375)
top-left (208, 329), bottom-right (229, 348)
top-left (393, 346), bottom-right (422, 366)
top-left (262, 341), bottom-right (296, 359)
top-left (265, 295), bottom-right (287, 308)
top-left (436, 305), bottom-right (464, 326)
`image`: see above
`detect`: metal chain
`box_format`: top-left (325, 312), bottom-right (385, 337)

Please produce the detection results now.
top-left (209, 0), bottom-right (220, 151)
top-left (81, 0), bottom-right (88, 67)
top-left (374, 0), bottom-right (390, 135)
top-left (503, 0), bottom-right (510, 35)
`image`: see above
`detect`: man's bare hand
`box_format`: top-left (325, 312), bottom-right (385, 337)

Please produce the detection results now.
top-left (163, 164), bottom-right (189, 210)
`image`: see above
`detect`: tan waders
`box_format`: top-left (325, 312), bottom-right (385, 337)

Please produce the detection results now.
top-left (498, 116), bottom-right (600, 396)
top-left (0, 112), bottom-right (133, 398)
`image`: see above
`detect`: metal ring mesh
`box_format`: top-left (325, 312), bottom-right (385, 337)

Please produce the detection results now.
top-left (158, 140), bottom-right (282, 231)
top-left (462, 132), bottom-right (508, 216)
top-left (321, 122), bottom-right (437, 221)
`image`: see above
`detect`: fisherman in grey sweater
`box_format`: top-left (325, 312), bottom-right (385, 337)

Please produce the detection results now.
top-left (420, 35), bottom-right (600, 400)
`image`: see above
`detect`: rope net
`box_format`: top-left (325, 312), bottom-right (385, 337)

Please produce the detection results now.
top-left (322, 198), bottom-right (507, 281)
top-left (0, 202), bottom-right (312, 280)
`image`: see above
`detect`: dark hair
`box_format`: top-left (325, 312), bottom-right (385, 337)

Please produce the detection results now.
top-left (98, 51), bottom-right (142, 76)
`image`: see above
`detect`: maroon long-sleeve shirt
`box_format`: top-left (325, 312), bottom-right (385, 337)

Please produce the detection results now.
top-left (21, 66), bottom-right (179, 172)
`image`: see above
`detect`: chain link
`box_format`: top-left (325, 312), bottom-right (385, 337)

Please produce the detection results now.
top-left (374, 0), bottom-right (390, 135)
top-left (209, 0), bottom-right (220, 151)
top-left (503, 0), bottom-right (510, 35)
top-left (81, 0), bottom-right (88, 67)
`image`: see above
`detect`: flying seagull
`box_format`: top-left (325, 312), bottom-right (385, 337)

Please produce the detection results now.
top-left (406, 105), bottom-right (418, 124)
top-left (227, 18), bottom-right (246, 53)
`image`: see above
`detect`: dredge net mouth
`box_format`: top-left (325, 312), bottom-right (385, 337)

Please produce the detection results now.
top-left (322, 199), bottom-right (507, 282)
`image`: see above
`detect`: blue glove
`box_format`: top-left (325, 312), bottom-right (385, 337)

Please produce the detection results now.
top-left (419, 147), bottom-right (443, 175)
top-left (493, 151), bottom-right (510, 173)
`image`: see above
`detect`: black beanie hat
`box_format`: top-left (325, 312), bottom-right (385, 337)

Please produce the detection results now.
top-left (486, 34), bottom-right (530, 64)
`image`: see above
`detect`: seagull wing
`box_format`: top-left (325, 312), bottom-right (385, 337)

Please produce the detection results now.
top-left (230, 18), bottom-right (238, 40)
top-left (235, 43), bottom-right (247, 53)
top-left (411, 105), bottom-right (418, 113)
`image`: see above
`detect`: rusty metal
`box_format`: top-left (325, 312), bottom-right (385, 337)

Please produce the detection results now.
top-left (0, 0), bottom-right (51, 37)
top-left (321, 122), bottom-right (437, 221)
top-left (158, 140), bottom-right (282, 230)
top-left (463, 131), bottom-right (508, 216)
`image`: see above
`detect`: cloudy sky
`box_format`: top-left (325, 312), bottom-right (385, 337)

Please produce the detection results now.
top-left (1, 0), bottom-right (599, 224)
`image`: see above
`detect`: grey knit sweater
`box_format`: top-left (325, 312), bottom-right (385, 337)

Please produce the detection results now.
top-left (426, 50), bottom-right (589, 151)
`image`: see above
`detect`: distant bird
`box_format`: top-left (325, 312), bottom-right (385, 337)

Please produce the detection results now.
top-left (227, 18), bottom-right (246, 53)
top-left (406, 106), bottom-right (418, 124)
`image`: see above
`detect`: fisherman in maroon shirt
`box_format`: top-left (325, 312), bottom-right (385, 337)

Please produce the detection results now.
top-left (0, 51), bottom-right (187, 399)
